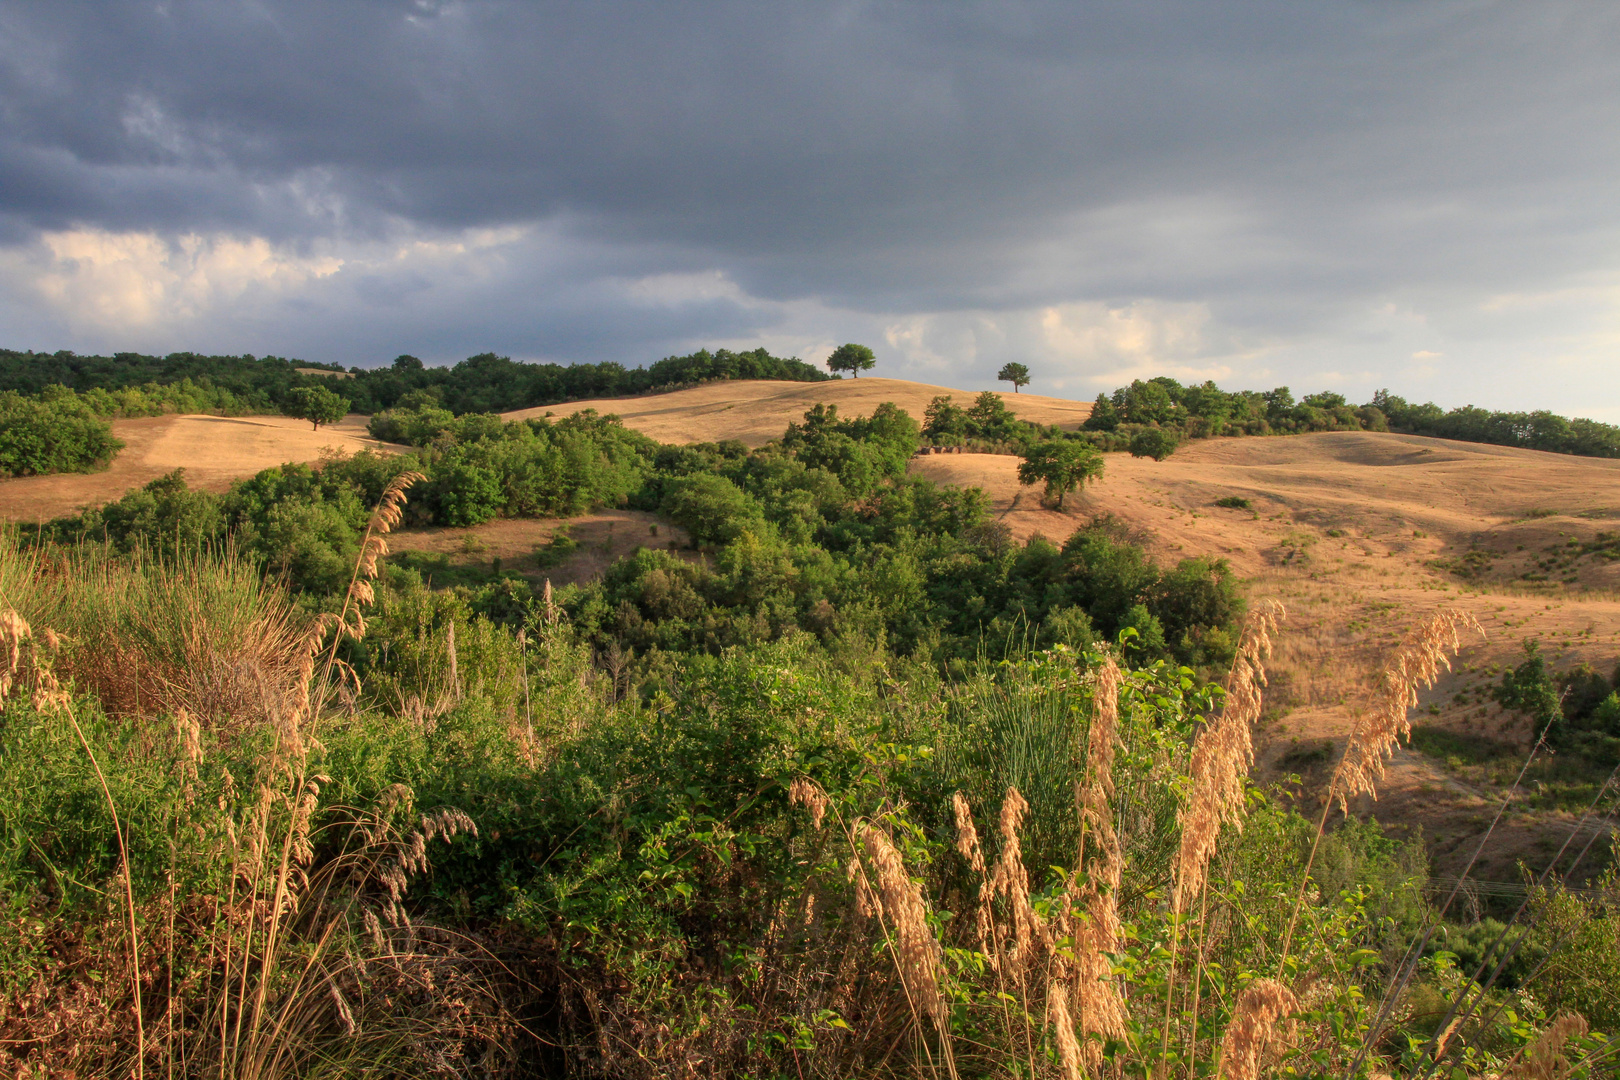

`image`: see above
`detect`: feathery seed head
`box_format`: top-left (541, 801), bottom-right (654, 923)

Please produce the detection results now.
top-left (1048, 981), bottom-right (1085, 1080)
top-left (1507, 1011), bottom-right (1588, 1080)
top-left (789, 777), bottom-right (829, 831)
top-left (369, 471), bottom-right (426, 535)
top-left (952, 791), bottom-right (986, 874)
top-left (1331, 609), bottom-right (1481, 812)
top-left (858, 821), bottom-right (946, 1023)
top-left (1219, 978), bottom-right (1298, 1080)
top-left (1172, 600), bottom-right (1285, 913)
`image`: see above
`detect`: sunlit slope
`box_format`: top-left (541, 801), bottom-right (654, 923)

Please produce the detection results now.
top-left (502, 377), bottom-right (1093, 446)
top-left (916, 432), bottom-right (1620, 882)
top-left (0, 414), bottom-right (386, 522)
top-left (914, 430), bottom-right (1620, 573)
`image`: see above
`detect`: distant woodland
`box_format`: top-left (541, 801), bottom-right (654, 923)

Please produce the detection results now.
top-left (0, 345), bottom-right (829, 415)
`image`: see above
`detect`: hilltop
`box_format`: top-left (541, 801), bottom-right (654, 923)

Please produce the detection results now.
top-left (503, 376), bottom-right (1093, 445)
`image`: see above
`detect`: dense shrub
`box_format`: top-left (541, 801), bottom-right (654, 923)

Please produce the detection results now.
top-left (0, 388), bottom-right (124, 477)
top-left (1128, 425), bottom-right (1180, 461)
top-left (48, 409), bottom-right (655, 592)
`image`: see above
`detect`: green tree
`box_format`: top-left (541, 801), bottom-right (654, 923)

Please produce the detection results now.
top-left (1494, 641), bottom-right (1563, 734)
top-left (430, 455), bottom-right (505, 527)
top-left (0, 391), bottom-right (123, 477)
top-left (997, 362), bottom-right (1031, 394)
top-left (923, 395), bottom-right (969, 441)
top-left (1117, 380), bottom-right (1175, 424)
top-left (662, 474), bottom-right (765, 547)
top-left (1017, 439), bottom-right (1104, 510)
top-left (1084, 393), bottom-right (1120, 432)
top-left (284, 385), bottom-right (349, 430)
top-left (967, 391), bottom-right (1017, 441)
top-left (1129, 427), bottom-right (1180, 461)
top-left (825, 343), bottom-right (876, 379)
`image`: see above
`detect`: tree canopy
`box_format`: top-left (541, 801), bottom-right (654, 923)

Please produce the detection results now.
top-left (997, 362), bottom-right (1031, 393)
top-left (825, 343), bottom-right (876, 378)
top-left (284, 385), bottom-right (349, 430)
top-left (1017, 439), bottom-right (1104, 510)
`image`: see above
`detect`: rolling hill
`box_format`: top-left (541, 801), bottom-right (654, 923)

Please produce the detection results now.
top-left (0, 413), bottom-right (385, 523)
top-left (501, 376), bottom-right (1093, 445)
top-left (3, 377), bottom-right (1616, 883)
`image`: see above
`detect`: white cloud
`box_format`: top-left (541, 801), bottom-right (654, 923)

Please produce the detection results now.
top-left (14, 229), bottom-right (343, 331)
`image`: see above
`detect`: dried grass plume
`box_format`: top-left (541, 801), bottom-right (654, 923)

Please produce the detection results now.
top-left (1331, 609), bottom-right (1482, 811)
top-left (1172, 600), bottom-right (1285, 913)
top-left (1219, 978), bottom-right (1298, 1080)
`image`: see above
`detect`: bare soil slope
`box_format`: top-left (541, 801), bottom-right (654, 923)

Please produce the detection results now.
top-left (0, 414), bottom-right (386, 522)
top-left (503, 377), bottom-right (1091, 446)
top-left (916, 434), bottom-right (1620, 884)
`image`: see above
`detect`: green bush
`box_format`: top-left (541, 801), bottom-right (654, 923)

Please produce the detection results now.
top-left (661, 473), bottom-right (765, 547)
top-left (0, 390), bottom-right (123, 477)
top-left (1128, 425), bottom-right (1180, 461)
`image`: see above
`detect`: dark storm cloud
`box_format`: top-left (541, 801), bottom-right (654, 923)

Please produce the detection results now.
top-left (2, 1), bottom-right (1619, 408)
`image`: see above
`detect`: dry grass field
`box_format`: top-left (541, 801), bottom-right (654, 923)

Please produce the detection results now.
top-left (502, 376), bottom-right (1092, 445)
top-left (0, 413), bottom-right (386, 523)
top-left (386, 509), bottom-right (695, 588)
top-left (916, 435), bottom-right (1620, 883)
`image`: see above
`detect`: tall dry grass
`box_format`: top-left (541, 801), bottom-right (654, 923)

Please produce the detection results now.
top-left (791, 606), bottom-right (1607, 1080)
top-left (0, 532), bottom-right (309, 731)
top-left (0, 476), bottom-right (531, 1079)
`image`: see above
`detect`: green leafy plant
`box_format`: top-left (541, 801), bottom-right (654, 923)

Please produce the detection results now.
top-left (282, 384), bottom-right (350, 430)
top-left (1017, 438), bottom-right (1104, 509)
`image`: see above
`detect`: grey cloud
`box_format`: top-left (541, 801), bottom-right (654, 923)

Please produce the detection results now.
top-left (2, 1), bottom-right (1620, 411)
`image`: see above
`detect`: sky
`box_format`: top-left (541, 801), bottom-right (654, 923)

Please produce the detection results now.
top-left (2, 1), bottom-right (1619, 416)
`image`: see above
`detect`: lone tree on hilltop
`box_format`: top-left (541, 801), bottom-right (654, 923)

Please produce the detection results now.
top-left (1017, 439), bottom-right (1103, 511)
top-left (285, 385), bottom-right (349, 431)
top-left (997, 362), bottom-right (1031, 393)
top-left (826, 343), bottom-right (876, 378)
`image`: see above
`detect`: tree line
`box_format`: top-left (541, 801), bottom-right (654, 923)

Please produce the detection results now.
top-left (1083, 376), bottom-right (1620, 458)
top-left (0, 345), bottom-right (830, 417)
top-left (0, 345), bottom-right (833, 479)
